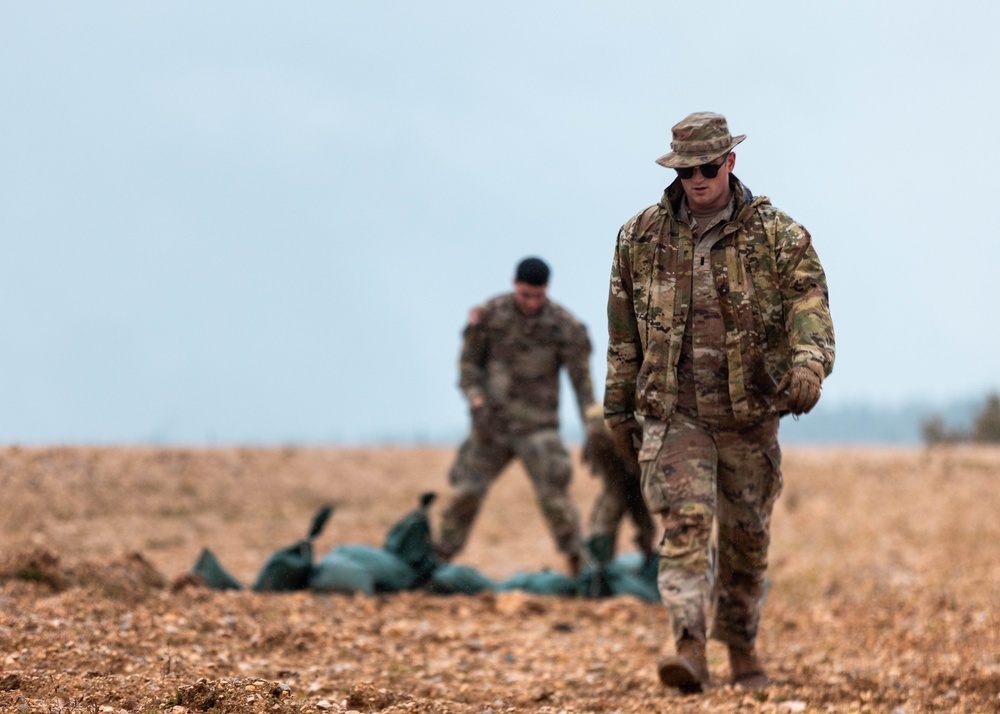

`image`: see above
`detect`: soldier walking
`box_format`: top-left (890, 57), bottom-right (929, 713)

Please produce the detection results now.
top-left (435, 257), bottom-right (605, 576)
top-left (604, 113), bottom-right (835, 692)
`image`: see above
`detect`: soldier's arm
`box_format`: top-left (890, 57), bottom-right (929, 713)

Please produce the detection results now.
top-left (604, 221), bottom-right (642, 426)
top-left (562, 320), bottom-right (598, 424)
top-left (774, 216), bottom-right (835, 382)
top-left (458, 306), bottom-right (490, 405)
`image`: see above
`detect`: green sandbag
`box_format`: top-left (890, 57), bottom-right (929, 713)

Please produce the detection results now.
top-left (602, 560), bottom-right (661, 603)
top-left (612, 551), bottom-right (659, 586)
top-left (426, 564), bottom-right (497, 595)
top-left (190, 547), bottom-right (244, 591)
top-left (310, 552), bottom-right (376, 596)
top-left (500, 570), bottom-right (579, 596)
top-left (253, 540), bottom-right (313, 592)
top-left (252, 505), bottom-right (334, 592)
top-left (383, 492), bottom-right (439, 584)
top-left (611, 551), bottom-right (645, 571)
top-left (324, 544), bottom-right (416, 592)
top-left (612, 551), bottom-right (648, 572)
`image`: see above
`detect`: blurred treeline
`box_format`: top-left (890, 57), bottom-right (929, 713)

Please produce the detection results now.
top-left (921, 393), bottom-right (1000, 445)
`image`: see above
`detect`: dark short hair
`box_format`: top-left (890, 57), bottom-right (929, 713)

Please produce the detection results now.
top-left (515, 257), bottom-right (550, 286)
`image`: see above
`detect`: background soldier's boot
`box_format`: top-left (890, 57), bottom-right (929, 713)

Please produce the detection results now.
top-left (728, 644), bottom-right (768, 689)
top-left (657, 634), bottom-right (709, 694)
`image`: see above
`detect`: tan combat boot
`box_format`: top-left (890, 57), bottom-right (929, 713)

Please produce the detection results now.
top-left (728, 644), bottom-right (768, 689)
top-left (657, 635), bottom-right (709, 694)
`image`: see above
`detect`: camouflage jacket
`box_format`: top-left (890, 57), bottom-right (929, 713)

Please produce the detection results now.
top-left (460, 293), bottom-right (596, 436)
top-left (604, 176), bottom-right (835, 427)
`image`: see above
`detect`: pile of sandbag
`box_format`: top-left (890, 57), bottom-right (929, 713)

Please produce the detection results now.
top-left (191, 493), bottom-right (660, 603)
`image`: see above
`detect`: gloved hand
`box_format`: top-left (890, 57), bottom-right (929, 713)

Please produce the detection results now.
top-left (776, 366), bottom-right (822, 415)
top-left (584, 404), bottom-right (605, 434)
top-left (609, 417), bottom-right (642, 464)
top-left (581, 405), bottom-right (604, 466)
top-left (581, 404), bottom-right (607, 465)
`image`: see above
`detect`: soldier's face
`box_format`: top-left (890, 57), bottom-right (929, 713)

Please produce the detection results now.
top-left (679, 151), bottom-right (735, 213)
top-left (513, 281), bottom-right (548, 316)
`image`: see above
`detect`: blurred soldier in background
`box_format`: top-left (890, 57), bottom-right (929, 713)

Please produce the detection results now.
top-left (581, 417), bottom-right (656, 564)
top-left (434, 257), bottom-right (605, 576)
top-left (605, 112), bottom-right (835, 693)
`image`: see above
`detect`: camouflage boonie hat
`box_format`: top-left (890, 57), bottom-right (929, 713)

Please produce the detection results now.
top-left (655, 112), bottom-right (746, 168)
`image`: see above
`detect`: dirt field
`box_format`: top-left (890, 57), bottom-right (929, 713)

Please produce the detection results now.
top-left (2, 443), bottom-right (1000, 713)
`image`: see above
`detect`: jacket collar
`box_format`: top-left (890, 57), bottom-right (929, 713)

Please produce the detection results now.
top-left (658, 174), bottom-right (760, 222)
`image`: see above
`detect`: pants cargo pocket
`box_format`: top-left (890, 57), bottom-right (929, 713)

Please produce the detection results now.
top-left (639, 418), bottom-right (669, 514)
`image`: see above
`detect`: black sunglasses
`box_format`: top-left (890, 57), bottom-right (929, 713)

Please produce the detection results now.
top-left (675, 153), bottom-right (730, 180)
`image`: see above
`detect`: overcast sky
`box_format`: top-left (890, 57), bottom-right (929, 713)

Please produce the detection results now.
top-left (2, 2), bottom-right (998, 444)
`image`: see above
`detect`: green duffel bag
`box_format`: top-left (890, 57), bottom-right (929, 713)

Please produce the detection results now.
top-left (252, 505), bottom-right (334, 592)
top-left (426, 564), bottom-right (497, 595)
top-left (500, 570), bottom-right (579, 596)
top-left (383, 492), bottom-right (439, 584)
top-left (310, 551), bottom-right (376, 596)
top-left (322, 544), bottom-right (416, 593)
top-left (190, 547), bottom-right (244, 591)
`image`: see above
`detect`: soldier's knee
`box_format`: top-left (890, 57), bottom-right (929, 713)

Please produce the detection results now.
top-left (732, 520), bottom-right (768, 548)
top-left (659, 501), bottom-right (713, 562)
top-left (532, 456), bottom-right (571, 494)
top-left (723, 520), bottom-right (771, 568)
top-left (523, 431), bottom-right (571, 488)
top-left (443, 489), bottom-right (485, 518)
top-left (447, 462), bottom-right (470, 487)
top-left (549, 459), bottom-right (572, 490)
top-left (661, 501), bottom-right (712, 532)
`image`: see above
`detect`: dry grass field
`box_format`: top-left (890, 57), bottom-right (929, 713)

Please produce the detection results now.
top-left (2, 443), bottom-right (1000, 713)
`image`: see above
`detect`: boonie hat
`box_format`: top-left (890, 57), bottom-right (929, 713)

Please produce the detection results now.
top-left (655, 112), bottom-right (746, 169)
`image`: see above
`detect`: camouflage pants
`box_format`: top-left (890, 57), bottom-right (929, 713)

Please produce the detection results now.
top-left (639, 411), bottom-right (782, 649)
top-left (437, 429), bottom-right (583, 561)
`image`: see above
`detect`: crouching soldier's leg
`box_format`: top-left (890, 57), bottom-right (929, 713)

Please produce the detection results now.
top-left (622, 472), bottom-right (657, 559)
top-left (585, 440), bottom-right (655, 562)
top-left (435, 436), bottom-right (511, 562)
top-left (587, 477), bottom-right (628, 563)
top-left (712, 418), bottom-right (782, 690)
top-left (639, 414), bottom-right (718, 694)
top-left (517, 429), bottom-right (586, 575)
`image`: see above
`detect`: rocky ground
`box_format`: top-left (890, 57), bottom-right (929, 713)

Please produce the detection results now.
top-left (2, 444), bottom-right (1000, 713)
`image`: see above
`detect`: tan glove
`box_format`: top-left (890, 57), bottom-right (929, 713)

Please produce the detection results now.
top-left (583, 404), bottom-right (605, 434)
top-left (581, 404), bottom-right (607, 467)
top-left (776, 366), bottom-right (822, 415)
top-left (609, 417), bottom-right (642, 464)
